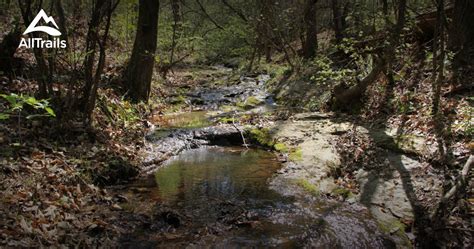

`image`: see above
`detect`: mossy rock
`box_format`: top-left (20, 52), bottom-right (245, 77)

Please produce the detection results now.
top-left (331, 187), bottom-right (353, 199)
top-left (295, 179), bottom-right (319, 196)
top-left (237, 96), bottom-right (264, 110)
top-left (248, 128), bottom-right (275, 147)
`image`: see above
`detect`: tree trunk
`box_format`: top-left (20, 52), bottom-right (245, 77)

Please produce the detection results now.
top-left (18, 0), bottom-right (51, 98)
top-left (451, 0), bottom-right (474, 84)
top-left (82, 0), bottom-right (108, 107)
top-left (331, 0), bottom-right (343, 44)
top-left (0, 25), bottom-right (21, 77)
top-left (431, 0), bottom-right (446, 159)
top-left (302, 0), bottom-right (318, 59)
top-left (331, 0), bottom-right (407, 110)
top-left (84, 1), bottom-right (117, 123)
top-left (54, 0), bottom-right (68, 44)
top-left (170, 0), bottom-right (181, 66)
top-left (125, 0), bottom-right (159, 103)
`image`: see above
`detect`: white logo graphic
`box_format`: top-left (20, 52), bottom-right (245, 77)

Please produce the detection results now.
top-left (19, 9), bottom-right (66, 48)
top-left (24, 9), bottom-right (61, 36)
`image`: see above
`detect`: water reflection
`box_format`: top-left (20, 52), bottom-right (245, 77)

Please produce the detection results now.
top-left (153, 147), bottom-right (283, 222)
top-left (127, 147), bottom-right (394, 248)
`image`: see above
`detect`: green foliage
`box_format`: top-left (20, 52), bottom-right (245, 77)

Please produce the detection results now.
top-left (110, 0), bottom-right (138, 49)
top-left (0, 93), bottom-right (56, 120)
top-left (98, 95), bottom-right (141, 127)
top-left (310, 55), bottom-right (355, 85)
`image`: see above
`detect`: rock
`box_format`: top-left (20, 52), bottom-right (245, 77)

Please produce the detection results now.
top-left (318, 178), bottom-right (338, 194)
top-left (370, 128), bottom-right (434, 156)
top-left (293, 112), bottom-right (334, 120)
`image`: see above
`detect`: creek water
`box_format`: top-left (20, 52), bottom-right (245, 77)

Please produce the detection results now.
top-left (122, 70), bottom-right (397, 248)
top-left (126, 146), bottom-right (394, 248)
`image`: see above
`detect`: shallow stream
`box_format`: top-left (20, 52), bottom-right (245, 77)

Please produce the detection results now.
top-left (121, 146), bottom-right (395, 248)
top-left (118, 69), bottom-right (399, 248)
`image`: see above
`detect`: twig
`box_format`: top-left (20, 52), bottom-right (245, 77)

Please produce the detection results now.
top-left (232, 115), bottom-right (248, 149)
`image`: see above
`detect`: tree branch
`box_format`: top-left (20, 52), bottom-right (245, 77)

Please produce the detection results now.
top-left (195, 0), bottom-right (224, 30)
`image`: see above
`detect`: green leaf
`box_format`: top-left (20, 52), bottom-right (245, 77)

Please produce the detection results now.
top-left (1, 93), bottom-right (19, 105)
top-left (45, 107), bottom-right (56, 117)
top-left (0, 113), bottom-right (9, 120)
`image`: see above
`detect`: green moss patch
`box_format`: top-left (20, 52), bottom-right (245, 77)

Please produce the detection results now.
top-left (249, 128), bottom-right (275, 147)
top-left (274, 143), bottom-right (289, 153)
top-left (331, 187), bottom-right (353, 199)
top-left (237, 96), bottom-right (264, 110)
top-left (295, 179), bottom-right (319, 196)
top-left (289, 148), bottom-right (303, 161)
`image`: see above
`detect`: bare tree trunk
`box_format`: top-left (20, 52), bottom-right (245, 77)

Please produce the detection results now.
top-left (54, 0), bottom-right (68, 44)
top-left (331, 0), bottom-right (343, 44)
top-left (331, 0), bottom-right (406, 110)
top-left (0, 25), bottom-right (21, 77)
top-left (247, 43), bottom-right (257, 72)
top-left (265, 45), bottom-right (272, 62)
top-left (84, 0), bottom-right (118, 122)
top-left (450, 0), bottom-right (474, 85)
top-left (82, 0), bottom-right (107, 107)
top-left (125, 0), bottom-right (160, 103)
top-left (432, 0), bottom-right (446, 159)
top-left (170, 0), bottom-right (181, 66)
top-left (303, 0), bottom-right (318, 59)
top-left (18, 0), bottom-right (51, 98)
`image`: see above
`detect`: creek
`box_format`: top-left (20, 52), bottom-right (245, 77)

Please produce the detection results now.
top-left (117, 67), bottom-right (400, 248)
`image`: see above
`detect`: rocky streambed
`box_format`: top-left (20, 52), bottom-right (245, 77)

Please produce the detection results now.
top-left (111, 66), bottom-right (433, 248)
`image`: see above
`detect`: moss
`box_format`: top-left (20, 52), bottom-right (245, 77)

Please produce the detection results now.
top-left (220, 105), bottom-right (240, 112)
top-left (249, 128), bottom-right (275, 147)
top-left (295, 179), bottom-right (319, 196)
top-left (274, 143), bottom-right (289, 153)
top-left (377, 218), bottom-right (411, 246)
top-left (380, 219), bottom-right (405, 233)
top-left (237, 96), bottom-right (263, 110)
top-left (169, 95), bottom-right (186, 105)
top-left (331, 187), bottom-right (353, 199)
top-left (246, 96), bottom-right (262, 106)
top-left (289, 148), bottom-right (303, 161)
top-left (218, 117), bottom-right (234, 124)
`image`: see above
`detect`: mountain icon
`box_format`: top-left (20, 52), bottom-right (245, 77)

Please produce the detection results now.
top-left (23, 9), bottom-right (62, 36)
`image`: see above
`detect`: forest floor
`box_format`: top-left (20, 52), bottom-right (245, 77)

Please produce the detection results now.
top-left (1, 65), bottom-right (472, 247)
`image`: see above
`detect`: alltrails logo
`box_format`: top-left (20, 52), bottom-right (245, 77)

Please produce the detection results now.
top-left (19, 9), bottom-right (67, 49)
